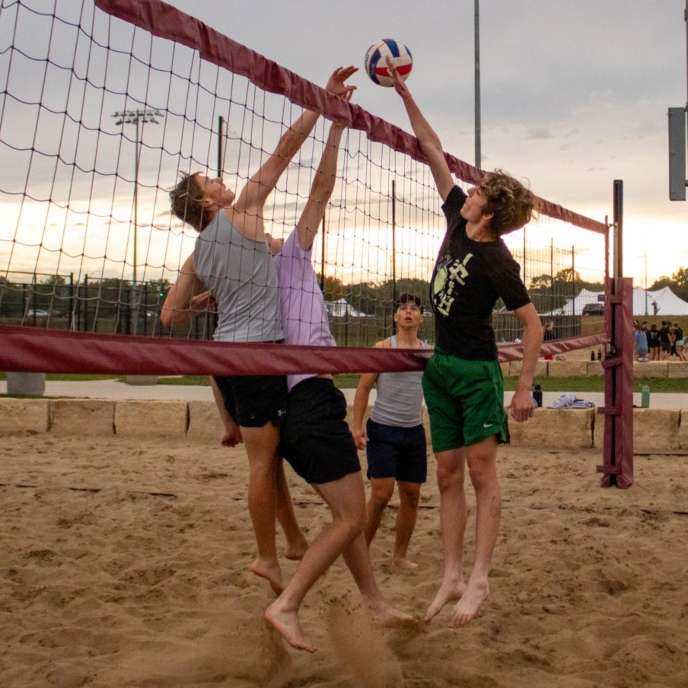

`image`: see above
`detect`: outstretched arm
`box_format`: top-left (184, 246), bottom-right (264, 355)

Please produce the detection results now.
top-left (386, 58), bottom-right (454, 201)
top-left (233, 66), bottom-right (357, 224)
top-left (296, 119), bottom-right (347, 251)
top-left (160, 254), bottom-right (206, 327)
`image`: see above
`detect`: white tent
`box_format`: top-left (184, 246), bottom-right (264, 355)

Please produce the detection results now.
top-left (544, 286), bottom-right (688, 317)
top-left (325, 298), bottom-right (368, 318)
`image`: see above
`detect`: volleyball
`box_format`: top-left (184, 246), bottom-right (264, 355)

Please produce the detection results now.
top-left (364, 39), bottom-right (413, 87)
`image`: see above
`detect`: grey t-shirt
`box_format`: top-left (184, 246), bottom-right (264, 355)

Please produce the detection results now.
top-left (193, 212), bottom-right (283, 343)
top-left (370, 335), bottom-right (427, 427)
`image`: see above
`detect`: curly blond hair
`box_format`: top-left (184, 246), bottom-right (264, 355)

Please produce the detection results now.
top-left (169, 173), bottom-right (209, 231)
top-left (479, 170), bottom-right (534, 236)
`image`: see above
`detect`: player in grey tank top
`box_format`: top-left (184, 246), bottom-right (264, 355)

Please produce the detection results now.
top-left (352, 294), bottom-right (428, 570)
top-left (162, 67), bottom-right (357, 600)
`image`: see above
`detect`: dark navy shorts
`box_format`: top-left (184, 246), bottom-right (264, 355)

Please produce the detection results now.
top-left (366, 419), bottom-right (427, 484)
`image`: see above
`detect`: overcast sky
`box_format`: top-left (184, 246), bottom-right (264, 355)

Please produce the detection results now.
top-left (161, 0), bottom-right (688, 286)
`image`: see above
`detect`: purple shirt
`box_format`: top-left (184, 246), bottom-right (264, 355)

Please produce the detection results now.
top-left (273, 230), bottom-right (336, 389)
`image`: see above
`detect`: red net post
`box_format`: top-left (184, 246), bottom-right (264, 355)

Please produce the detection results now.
top-left (598, 277), bottom-right (634, 488)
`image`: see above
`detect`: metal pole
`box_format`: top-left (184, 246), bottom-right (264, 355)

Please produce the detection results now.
top-left (550, 237), bottom-right (554, 313)
top-left (571, 245), bottom-right (576, 319)
top-left (614, 180), bottom-right (623, 284)
top-left (320, 213), bottom-right (326, 293)
top-left (217, 115), bottom-right (225, 179)
top-left (644, 253), bottom-right (648, 316)
top-left (391, 179), bottom-right (397, 311)
top-left (522, 227), bottom-right (526, 286)
top-left (474, 0), bottom-right (481, 169)
top-left (133, 117), bottom-right (139, 286)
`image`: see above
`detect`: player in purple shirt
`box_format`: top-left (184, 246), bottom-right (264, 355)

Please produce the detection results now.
top-left (264, 119), bottom-right (413, 652)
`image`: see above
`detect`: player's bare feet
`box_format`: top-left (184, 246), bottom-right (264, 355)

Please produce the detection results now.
top-left (284, 538), bottom-right (308, 561)
top-left (391, 556), bottom-right (419, 572)
top-left (249, 558), bottom-right (284, 595)
top-left (367, 598), bottom-right (417, 627)
top-left (449, 579), bottom-right (489, 627)
top-left (264, 602), bottom-right (316, 653)
top-left (424, 576), bottom-right (467, 623)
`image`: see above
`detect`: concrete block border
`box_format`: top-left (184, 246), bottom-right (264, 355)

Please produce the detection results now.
top-left (0, 400), bottom-right (685, 453)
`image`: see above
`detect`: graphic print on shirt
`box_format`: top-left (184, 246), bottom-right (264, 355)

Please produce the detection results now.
top-left (432, 253), bottom-right (474, 316)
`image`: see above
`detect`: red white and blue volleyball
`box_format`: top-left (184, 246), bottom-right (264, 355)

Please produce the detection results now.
top-left (364, 39), bottom-right (413, 87)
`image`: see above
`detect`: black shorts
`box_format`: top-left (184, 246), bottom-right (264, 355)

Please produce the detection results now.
top-left (661, 342), bottom-right (671, 353)
top-left (213, 375), bottom-right (287, 428)
top-left (366, 419), bottom-right (427, 484)
top-left (279, 377), bottom-right (361, 485)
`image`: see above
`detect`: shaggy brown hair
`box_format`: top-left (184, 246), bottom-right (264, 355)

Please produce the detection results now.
top-left (169, 173), bottom-right (210, 231)
top-left (479, 170), bottom-right (534, 236)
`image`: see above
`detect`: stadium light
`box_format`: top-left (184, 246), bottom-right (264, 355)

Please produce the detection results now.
top-left (111, 109), bottom-right (163, 284)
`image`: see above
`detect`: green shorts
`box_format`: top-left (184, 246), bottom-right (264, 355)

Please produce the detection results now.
top-left (422, 351), bottom-right (507, 452)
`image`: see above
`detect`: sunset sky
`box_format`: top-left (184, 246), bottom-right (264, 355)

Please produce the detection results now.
top-left (0, 0), bottom-right (685, 291)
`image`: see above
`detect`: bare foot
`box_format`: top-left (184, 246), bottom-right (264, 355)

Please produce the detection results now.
top-left (449, 579), bottom-right (489, 627)
top-left (391, 556), bottom-right (419, 572)
top-left (264, 602), bottom-right (316, 653)
top-left (424, 576), bottom-right (467, 624)
top-left (249, 558), bottom-right (284, 595)
top-left (367, 599), bottom-right (417, 627)
top-left (284, 538), bottom-right (308, 561)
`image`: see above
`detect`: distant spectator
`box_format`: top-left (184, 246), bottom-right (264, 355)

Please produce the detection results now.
top-left (647, 324), bottom-right (660, 360)
top-left (634, 322), bottom-right (648, 362)
top-left (659, 321), bottom-right (671, 360)
top-left (651, 300), bottom-right (659, 316)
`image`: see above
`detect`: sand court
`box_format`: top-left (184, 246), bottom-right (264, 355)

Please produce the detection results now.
top-left (1, 435), bottom-right (687, 687)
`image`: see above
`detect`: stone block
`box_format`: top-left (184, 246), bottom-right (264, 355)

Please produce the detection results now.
top-left (50, 399), bottom-right (114, 436)
top-left (547, 360), bottom-right (589, 377)
top-left (633, 409), bottom-right (680, 452)
top-left (508, 408), bottom-right (594, 449)
top-left (678, 410), bottom-right (688, 450)
top-left (115, 400), bottom-right (187, 437)
top-left (6, 372), bottom-right (46, 396)
top-left (187, 401), bottom-right (225, 443)
top-left (633, 362), bottom-right (668, 379)
top-left (0, 399), bottom-right (49, 434)
top-left (667, 362), bottom-right (688, 378)
top-left (587, 361), bottom-right (604, 376)
top-left (508, 360), bottom-right (548, 378)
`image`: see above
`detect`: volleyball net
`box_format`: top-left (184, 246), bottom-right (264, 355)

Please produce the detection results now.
top-left (0, 0), bottom-right (609, 376)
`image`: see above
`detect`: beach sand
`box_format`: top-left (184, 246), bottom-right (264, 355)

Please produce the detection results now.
top-left (1, 435), bottom-right (687, 687)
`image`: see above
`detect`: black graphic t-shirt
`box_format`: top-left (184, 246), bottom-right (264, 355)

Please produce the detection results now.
top-left (430, 185), bottom-right (530, 360)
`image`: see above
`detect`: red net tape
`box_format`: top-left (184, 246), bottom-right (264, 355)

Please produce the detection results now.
top-left (94, 0), bottom-right (606, 234)
top-left (0, 325), bottom-right (606, 376)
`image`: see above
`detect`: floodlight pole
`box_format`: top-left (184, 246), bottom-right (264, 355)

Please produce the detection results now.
top-left (112, 109), bottom-right (162, 285)
top-left (474, 0), bottom-right (481, 169)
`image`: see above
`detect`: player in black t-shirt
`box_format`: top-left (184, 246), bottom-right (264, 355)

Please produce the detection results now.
top-left (387, 58), bottom-right (543, 627)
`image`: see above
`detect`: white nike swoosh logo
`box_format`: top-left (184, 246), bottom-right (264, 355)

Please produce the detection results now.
top-left (483, 423), bottom-right (493, 428)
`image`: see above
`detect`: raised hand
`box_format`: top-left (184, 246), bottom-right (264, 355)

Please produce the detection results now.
top-left (385, 56), bottom-right (411, 100)
top-left (325, 66), bottom-right (358, 99)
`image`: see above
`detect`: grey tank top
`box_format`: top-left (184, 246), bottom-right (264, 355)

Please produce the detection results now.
top-left (370, 335), bottom-right (427, 428)
top-left (193, 212), bottom-right (283, 343)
